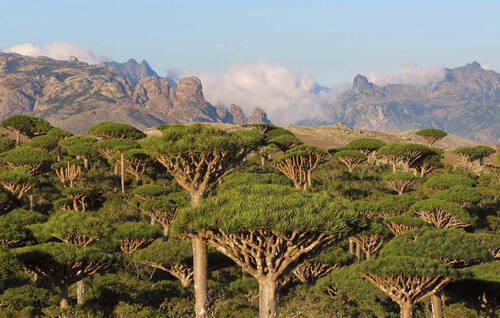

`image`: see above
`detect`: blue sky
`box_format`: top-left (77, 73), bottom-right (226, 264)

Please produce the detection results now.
top-left (2, 0), bottom-right (500, 85)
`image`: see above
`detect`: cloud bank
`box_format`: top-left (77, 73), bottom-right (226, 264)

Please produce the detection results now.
top-left (366, 62), bottom-right (445, 86)
top-left (4, 42), bottom-right (105, 64)
top-left (198, 61), bottom-right (346, 125)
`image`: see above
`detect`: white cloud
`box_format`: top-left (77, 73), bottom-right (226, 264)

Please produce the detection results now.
top-left (479, 61), bottom-right (494, 70)
top-left (4, 42), bottom-right (105, 64)
top-left (197, 61), bottom-right (342, 125)
top-left (366, 62), bottom-right (445, 86)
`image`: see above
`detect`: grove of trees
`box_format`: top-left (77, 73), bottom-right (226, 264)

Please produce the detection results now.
top-left (0, 115), bottom-right (498, 318)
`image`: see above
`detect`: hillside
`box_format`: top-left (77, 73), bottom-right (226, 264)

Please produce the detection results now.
top-left (0, 53), bottom-right (268, 133)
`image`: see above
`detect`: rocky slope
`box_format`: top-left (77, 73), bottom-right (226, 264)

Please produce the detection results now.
top-left (325, 62), bottom-right (500, 144)
top-left (0, 53), bottom-right (269, 133)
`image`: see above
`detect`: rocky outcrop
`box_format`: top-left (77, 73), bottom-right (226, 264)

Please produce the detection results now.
top-left (105, 58), bottom-right (158, 84)
top-left (326, 62), bottom-right (500, 144)
top-left (0, 52), bottom-right (225, 133)
top-left (248, 107), bottom-right (271, 124)
top-left (226, 104), bottom-right (248, 125)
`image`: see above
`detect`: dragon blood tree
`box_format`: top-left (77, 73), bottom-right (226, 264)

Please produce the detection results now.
top-left (61, 187), bottom-right (90, 212)
top-left (334, 150), bottom-right (367, 173)
top-left (114, 222), bottom-right (162, 255)
top-left (132, 184), bottom-right (168, 201)
top-left (2, 147), bottom-right (53, 175)
top-left (383, 215), bottom-right (427, 235)
top-left (453, 146), bottom-right (496, 168)
top-left (134, 239), bottom-right (195, 288)
top-left (289, 246), bottom-right (355, 285)
top-left (51, 158), bottom-right (84, 188)
top-left (0, 167), bottom-right (36, 199)
top-left (384, 172), bottom-right (418, 195)
top-left (409, 199), bottom-right (474, 229)
top-left (112, 148), bottom-right (151, 185)
top-left (97, 139), bottom-right (139, 194)
top-left (411, 147), bottom-right (444, 177)
top-left (16, 242), bottom-right (112, 308)
top-left (140, 194), bottom-right (184, 239)
top-left (416, 129), bottom-right (448, 147)
top-left (475, 233), bottom-right (500, 260)
top-left (62, 136), bottom-right (97, 169)
top-left (351, 222), bottom-right (392, 260)
top-left (423, 173), bottom-right (475, 190)
top-left (360, 256), bottom-right (457, 318)
top-left (1, 115), bottom-right (52, 144)
top-left (142, 123), bottom-right (262, 318)
top-left (375, 194), bottom-right (418, 218)
top-left (273, 145), bottom-right (326, 189)
top-left (379, 229), bottom-right (492, 318)
top-left (87, 121), bottom-right (146, 140)
top-left (344, 138), bottom-right (386, 159)
top-left (0, 209), bottom-right (47, 247)
top-left (431, 185), bottom-right (481, 208)
top-left (172, 184), bottom-right (366, 318)
top-left (43, 210), bottom-right (112, 305)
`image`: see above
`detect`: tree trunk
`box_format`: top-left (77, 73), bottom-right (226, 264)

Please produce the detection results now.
top-left (405, 162), bottom-right (410, 172)
top-left (193, 236), bottom-right (208, 318)
top-left (356, 242), bottom-right (361, 262)
top-left (261, 156), bottom-right (265, 166)
top-left (365, 251), bottom-right (371, 259)
top-left (307, 170), bottom-right (312, 187)
top-left (83, 158), bottom-right (89, 169)
top-left (77, 279), bottom-right (85, 305)
top-left (162, 225), bottom-right (170, 241)
top-left (120, 153), bottom-right (125, 194)
top-left (15, 130), bottom-right (20, 145)
top-left (392, 162), bottom-right (397, 173)
top-left (348, 237), bottom-right (354, 254)
top-left (258, 279), bottom-right (278, 318)
top-left (135, 174), bottom-right (142, 186)
top-left (73, 198), bottom-right (78, 211)
top-left (59, 286), bottom-right (69, 309)
top-left (431, 292), bottom-right (443, 318)
top-left (29, 194), bottom-right (34, 210)
top-left (401, 302), bottom-right (413, 318)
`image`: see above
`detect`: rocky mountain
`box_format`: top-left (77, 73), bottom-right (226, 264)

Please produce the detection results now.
top-left (104, 58), bottom-right (159, 84)
top-left (248, 107), bottom-right (271, 124)
top-left (325, 62), bottom-right (500, 144)
top-left (0, 53), bottom-right (270, 133)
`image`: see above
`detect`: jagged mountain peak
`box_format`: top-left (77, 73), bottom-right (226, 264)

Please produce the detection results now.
top-left (104, 58), bottom-right (158, 84)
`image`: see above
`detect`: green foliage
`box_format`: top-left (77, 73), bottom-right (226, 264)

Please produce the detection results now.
top-left (376, 194), bottom-right (418, 215)
top-left (0, 285), bottom-right (50, 315)
top-left (0, 167), bottom-right (36, 185)
top-left (88, 121), bottom-right (146, 140)
top-left (465, 261), bottom-right (500, 283)
top-left (140, 194), bottom-right (184, 213)
top-left (268, 134), bottom-right (303, 152)
top-left (409, 199), bottom-right (475, 225)
top-left (60, 135), bottom-right (96, 147)
top-left (51, 157), bottom-right (84, 169)
top-left (424, 173), bottom-right (476, 189)
top-left (384, 171), bottom-right (417, 181)
top-left (311, 246), bottom-right (356, 265)
top-left (61, 186), bottom-right (90, 198)
top-left (2, 147), bottom-right (53, 168)
top-left (454, 146), bottom-right (496, 160)
top-left (220, 172), bottom-right (291, 190)
top-left (0, 137), bottom-right (15, 152)
top-left (114, 222), bottom-right (162, 240)
top-left (46, 127), bottom-right (73, 140)
top-left (1, 115), bottom-right (53, 137)
top-left (98, 138), bottom-right (139, 152)
top-left (0, 246), bottom-right (19, 281)
top-left (0, 188), bottom-right (17, 215)
top-left (133, 184), bottom-right (168, 198)
top-left (431, 186), bottom-right (481, 206)
top-left (134, 239), bottom-right (193, 264)
top-left (334, 149), bottom-right (367, 160)
top-left (3, 208), bottom-right (47, 226)
top-left (28, 135), bottom-right (59, 151)
top-left (173, 184), bottom-right (366, 235)
top-left (359, 256), bottom-right (458, 278)
top-left (345, 138), bottom-right (386, 153)
top-left (416, 129), bottom-right (447, 137)
top-left (379, 229), bottom-right (493, 266)
top-left (44, 211), bottom-right (113, 243)
top-left (67, 142), bottom-right (97, 157)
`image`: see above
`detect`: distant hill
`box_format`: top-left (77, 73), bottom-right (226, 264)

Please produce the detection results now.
top-left (0, 53), bottom-right (269, 133)
top-left (324, 62), bottom-right (500, 144)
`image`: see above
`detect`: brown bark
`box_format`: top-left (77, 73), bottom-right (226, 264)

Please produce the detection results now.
top-left (356, 242), bottom-right (361, 262)
top-left (401, 302), bottom-right (413, 318)
top-left (120, 152), bottom-right (125, 194)
top-left (77, 279), bottom-right (85, 305)
top-left (431, 292), bottom-right (443, 318)
top-left (258, 279), bottom-right (278, 318)
top-left (348, 237), bottom-right (354, 254)
top-left (193, 236), bottom-right (208, 318)
top-left (414, 209), bottom-right (470, 229)
top-left (352, 234), bottom-right (385, 260)
top-left (59, 286), bottom-right (69, 309)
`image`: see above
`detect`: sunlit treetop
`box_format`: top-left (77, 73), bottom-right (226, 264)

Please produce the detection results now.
top-left (88, 121), bottom-right (146, 140)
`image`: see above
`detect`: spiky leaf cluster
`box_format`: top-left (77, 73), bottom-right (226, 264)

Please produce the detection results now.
top-left (424, 173), bottom-right (476, 190)
top-left (88, 122), bottom-right (146, 140)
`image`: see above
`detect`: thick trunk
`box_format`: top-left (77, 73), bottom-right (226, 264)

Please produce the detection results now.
top-left (135, 174), bottom-right (142, 185)
top-left (59, 286), bottom-right (69, 309)
top-left (307, 170), bottom-right (312, 187)
top-left (401, 302), bottom-right (413, 318)
top-left (191, 192), bottom-right (203, 207)
top-left (77, 279), bottom-right (85, 305)
top-left (392, 162), bottom-right (397, 173)
top-left (15, 130), bottom-right (20, 145)
top-left (261, 156), bottom-right (265, 166)
top-left (356, 242), bottom-right (361, 262)
top-left (365, 251), bottom-right (371, 259)
top-left (348, 237), bottom-right (354, 254)
top-left (193, 236), bottom-right (208, 318)
top-left (29, 194), bottom-right (34, 210)
top-left (73, 198), bottom-right (78, 211)
top-left (120, 153), bottom-right (125, 194)
top-left (163, 225), bottom-right (170, 241)
top-left (83, 158), bottom-right (89, 169)
top-left (404, 162), bottom-right (410, 172)
top-left (258, 279), bottom-right (278, 318)
top-left (431, 292), bottom-right (443, 318)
